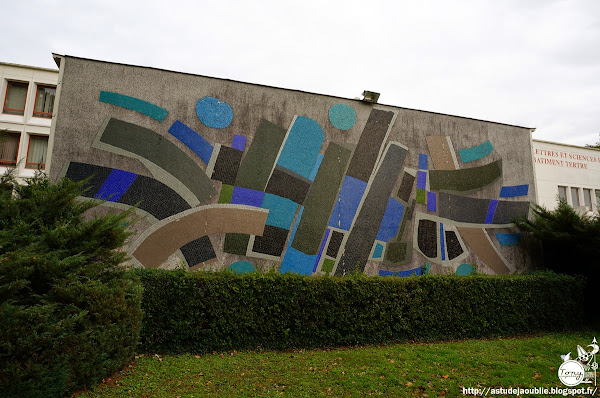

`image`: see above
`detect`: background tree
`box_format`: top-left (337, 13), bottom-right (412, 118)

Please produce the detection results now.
top-left (514, 200), bottom-right (600, 319)
top-left (585, 133), bottom-right (600, 149)
top-left (0, 172), bottom-right (143, 398)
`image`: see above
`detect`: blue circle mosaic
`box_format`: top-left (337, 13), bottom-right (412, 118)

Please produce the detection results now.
top-left (328, 104), bottom-right (356, 131)
top-left (228, 261), bottom-right (256, 274)
top-left (196, 97), bottom-right (233, 129)
top-left (456, 263), bottom-right (476, 276)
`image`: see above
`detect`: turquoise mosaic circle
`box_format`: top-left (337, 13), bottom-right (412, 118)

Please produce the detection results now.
top-left (228, 261), bottom-right (256, 274)
top-left (456, 263), bottom-right (476, 276)
top-left (196, 96), bottom-right (233, 129)
top-left (328, 104), bottom-right (356, 131)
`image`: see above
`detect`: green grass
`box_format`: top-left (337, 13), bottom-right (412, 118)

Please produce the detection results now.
top-left (78, 331), bottom-right (598, 397)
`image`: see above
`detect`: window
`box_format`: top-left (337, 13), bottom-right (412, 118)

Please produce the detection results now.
top-left (558, 186), bottom-right (567, 202)
top-left (0, 132), bottom-right (20, 166)
top-left (25, 135), bottom-right (48, 169)
top-left (3, 81), bottom-right (28, 116)
top-left (571, 187), bottom-right (580, 207)
top-left (33, 85), bottom-right (55, 118)
top-left (583, 189), bottom-right (592, 209)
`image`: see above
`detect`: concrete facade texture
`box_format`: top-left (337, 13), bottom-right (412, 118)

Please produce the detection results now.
top-left (49, 55), bottom-right (537, 276)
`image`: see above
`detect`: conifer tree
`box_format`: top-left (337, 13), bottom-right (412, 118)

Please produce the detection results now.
top-left (0, 172), bottom-right (143, 398)
top-left (514, 200), bottom-right (599, 318)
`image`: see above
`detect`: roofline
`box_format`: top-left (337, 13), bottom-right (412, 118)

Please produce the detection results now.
top-left (532, 138), bottom-right (600, 152)
top-left (0, 61), bottom-right (58, 73)
top-left (52, 53), bottom-right (534, 131)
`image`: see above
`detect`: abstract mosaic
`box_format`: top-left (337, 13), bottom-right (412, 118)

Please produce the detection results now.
top-left (51, 56), bottom-right (535, 276)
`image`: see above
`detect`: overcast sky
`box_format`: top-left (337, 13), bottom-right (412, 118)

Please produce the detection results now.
top-left (2, 0), bottom-right (599, 146)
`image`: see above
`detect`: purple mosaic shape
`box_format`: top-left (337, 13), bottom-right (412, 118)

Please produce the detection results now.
top-left (375, 198), bottom-right (405, 242)
top-left (313, 229), bottom-right (331, 273)
top-left (328, 175), bottom-right (368, 231)
top-left (418, 154), bottom-right (428, 170)
top-left (485, 200), bottom-right (499, 224)
top-left (379, 267), bottom-right (424, 277)
top-left (427, 191), bottom-right (437, 212)
top-left (397, 267), bottom-right (423, 277)
top-left (499, 184), bottom-right (529, 198)
top-left (417, 171), bottom-right (427, 190)
top-left (168, 120), bottom-right (214, 164)
top-left (95, 169), bottom-right (138, 202)
top-left (232, 134), bottom-right (247, 151)
top-left (440, 223), bottom-right (445, 261)
top-left (231, 186), bottom-right (265, 207)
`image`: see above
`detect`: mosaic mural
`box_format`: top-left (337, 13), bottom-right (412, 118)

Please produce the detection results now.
top-left (51, 57), bottom-right (535, 276)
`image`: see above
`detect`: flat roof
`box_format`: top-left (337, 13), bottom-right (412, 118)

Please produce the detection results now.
top-left (1, 61), bottom-right (58, 73)
top-left (53, 53), bottom-right (534, 131)
top-left (532, 138), bottom-right (600, 152)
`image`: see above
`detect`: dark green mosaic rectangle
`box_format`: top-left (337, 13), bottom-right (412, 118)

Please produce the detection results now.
top-left (346, 109), bottom-right (395, 182)
top-left (397, 172), bottom-right (415, 202)
top-left (428, 159), bottom-right (502, 192)
top-left (100, 118), bottom-right (216, 203)
top-left (336, 144), bottom-right (407, 275)
top-left (291, 143), bottom-right (351, 255)
top-left (223, 233), bottom-right (250, 255)
top-left (235, 119), bottom-right (287, 191)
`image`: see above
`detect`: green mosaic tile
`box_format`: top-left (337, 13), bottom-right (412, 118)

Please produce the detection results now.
top-left (218, 184), bottom-right (234, 204)
top-left (322, 258), bottom-right (335, 274)
top-left (235, 119), bottom-right (287, 191)
top-left (428, 159), bottom-right (502, 192)
top-left (385, 241), bottom-right (408, 263)
top-left (223, 233), bottom-right (250, 255)
top-left (292, 143), bottom-right (351, 255)
top-left (416, 188), bottom-right (426, 204)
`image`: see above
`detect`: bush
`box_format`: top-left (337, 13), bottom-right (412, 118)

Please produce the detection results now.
top-left (136, 269), bottom-right (584, 354)
top-left (514, 200), bottom-right (600, 318)
top-left (0, 174), bottom-right (143, 398)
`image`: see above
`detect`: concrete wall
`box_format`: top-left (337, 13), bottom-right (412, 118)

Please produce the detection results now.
top-left (533, 139), bottom-right (600, 215)
top-left (49, 55), bottom-right (536, 276)
top-left (0, 62), bottom-right (58, 182)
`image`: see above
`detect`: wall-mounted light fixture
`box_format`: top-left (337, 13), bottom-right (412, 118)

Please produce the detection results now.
top-left (362, 91), bottom-right (380, 103)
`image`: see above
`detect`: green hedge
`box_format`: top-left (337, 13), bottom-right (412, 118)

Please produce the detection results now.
top-left (136, 269), bottom-right (585, 354)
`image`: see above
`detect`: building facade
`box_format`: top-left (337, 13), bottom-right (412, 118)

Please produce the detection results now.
top-left (533, 139), bottom-right (600, 215)
top-left (49, 54), bottom-right (537, 276)
top-left (0, 62), bottom-right (58, 182)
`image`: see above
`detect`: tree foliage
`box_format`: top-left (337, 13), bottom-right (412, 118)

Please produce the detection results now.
top-left (0, 172), bottom-right (143, 398)
top-left (585, 134), bottom-right (600, 149)
top-left (513, 200), bottom-right (600, 275)
top-left (514, 200), bottom-right (600, 319)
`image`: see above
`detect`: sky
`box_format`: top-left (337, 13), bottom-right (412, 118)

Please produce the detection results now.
top-left (2, 0), bottom-right (599, 146)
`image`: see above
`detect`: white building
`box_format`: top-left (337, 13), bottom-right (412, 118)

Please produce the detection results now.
top-left (0, 62), bottom-right (58, 182)
top-left (533, 139), bottom-right (600, 215)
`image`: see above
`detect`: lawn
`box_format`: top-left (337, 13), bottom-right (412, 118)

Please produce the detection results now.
top-left (78, 331), bottom-right (598, 397)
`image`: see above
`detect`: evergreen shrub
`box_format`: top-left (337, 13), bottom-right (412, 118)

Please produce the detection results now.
top-left (0, 174), bottom-right (143, 398)
top-left (137, 269), bottom-right (584, 354)
top-left (514, 200), bottom-right (600, 318)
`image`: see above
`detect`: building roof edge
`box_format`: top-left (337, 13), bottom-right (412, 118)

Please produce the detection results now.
top-left (56, 54), bottom-right (534, 131)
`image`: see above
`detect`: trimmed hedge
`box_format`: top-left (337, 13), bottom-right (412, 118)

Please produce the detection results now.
top-left (136, 269), bottom-right (584, 354)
